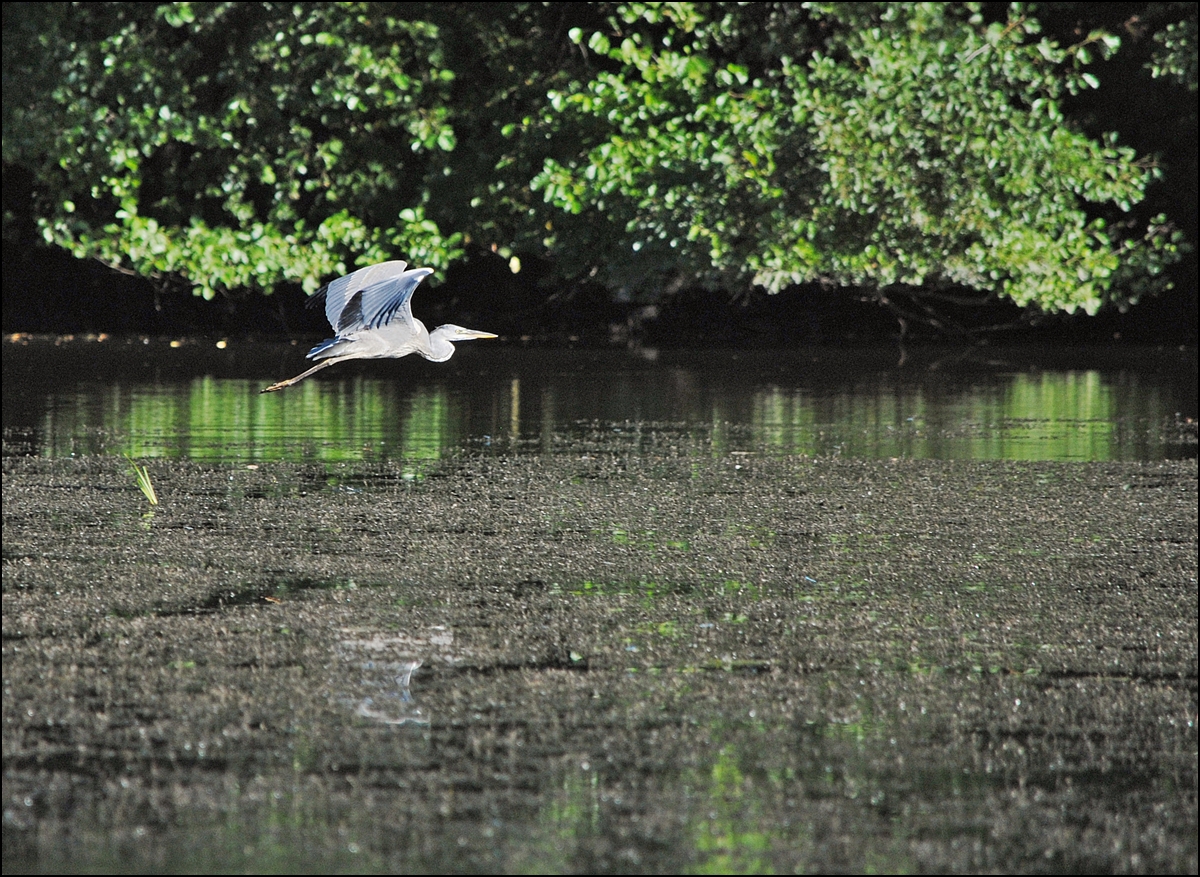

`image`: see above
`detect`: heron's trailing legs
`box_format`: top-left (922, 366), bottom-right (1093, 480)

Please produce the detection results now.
top-left (260, 357), bottom-right (346, 393)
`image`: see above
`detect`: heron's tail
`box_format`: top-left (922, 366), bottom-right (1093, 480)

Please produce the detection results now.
top-left (306, 336), bottom-right (348, 360)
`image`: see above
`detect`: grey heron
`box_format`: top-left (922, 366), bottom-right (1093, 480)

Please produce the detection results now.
top-left (262, 261), bottom-right (497, 393)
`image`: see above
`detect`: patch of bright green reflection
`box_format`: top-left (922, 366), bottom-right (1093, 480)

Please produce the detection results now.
top-left (525, 717), bottom-right (937, 873)
top-left (73, 377), bottom-right (468, 462)
top-left (523, 768), bottom-right (602, 872)
top-left (508, 765), bottom-right (600, 873)
top-left (972, 371), bottom-right (1116, 461)
top-left (689, 747), bottom-right (775, 874)
top-left (730, 371), bottom-right (1172, 461)
top-left (526, 746), bottom-right (788, 874)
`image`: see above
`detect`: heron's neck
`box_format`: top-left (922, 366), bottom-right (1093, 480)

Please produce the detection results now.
top-left (425, 328), bottom-right (456, 362)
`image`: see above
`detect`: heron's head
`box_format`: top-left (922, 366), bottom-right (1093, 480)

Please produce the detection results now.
top-left (425, 324), bottom-right (498, 362)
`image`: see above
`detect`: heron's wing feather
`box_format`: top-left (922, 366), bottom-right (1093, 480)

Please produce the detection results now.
top-left (317, 260), bottom-right (409, 332)
top-left (358, 267), bottom-right (435, 332)
top-left (335, 290), bottom-right (364, 334)
top-left (305, 287), bottom-right (328, 311)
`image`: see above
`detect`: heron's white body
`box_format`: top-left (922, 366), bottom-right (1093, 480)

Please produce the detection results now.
top-left (262, 261), bottom-right (496, 392)
top-left (311, 318), bottom-right (481, 364)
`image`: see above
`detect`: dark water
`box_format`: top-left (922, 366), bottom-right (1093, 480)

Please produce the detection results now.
top-left (2, 338), bottom-right (1196, 462)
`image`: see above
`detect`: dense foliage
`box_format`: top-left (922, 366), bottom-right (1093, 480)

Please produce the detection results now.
top-left (2, 2), bottom-right (1191, 315)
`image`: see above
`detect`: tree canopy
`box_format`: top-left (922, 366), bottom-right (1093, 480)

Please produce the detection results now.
top-left (2, 2), bottom-right (1191, 317)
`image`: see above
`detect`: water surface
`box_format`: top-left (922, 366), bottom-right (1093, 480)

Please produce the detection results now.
top-left (2, 338), bottom-right (1194, 462)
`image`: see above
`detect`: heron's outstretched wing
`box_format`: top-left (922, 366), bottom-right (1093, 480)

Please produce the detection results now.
top-left (308, 261), bottom-right (413, 333)
top-left (357, 267), bottom-right (435, 332)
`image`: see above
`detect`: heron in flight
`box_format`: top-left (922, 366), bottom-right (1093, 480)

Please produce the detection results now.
top-left (262, 261), bottom-right (497, 393)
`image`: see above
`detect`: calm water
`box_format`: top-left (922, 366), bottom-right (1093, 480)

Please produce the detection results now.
top-left (2, 337), bottom-right (1195, 463)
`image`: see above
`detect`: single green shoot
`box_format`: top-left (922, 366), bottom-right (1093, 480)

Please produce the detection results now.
top-left (125, 456), bottom-right (159, 505)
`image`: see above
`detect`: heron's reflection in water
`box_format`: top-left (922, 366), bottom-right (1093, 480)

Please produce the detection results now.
top-left (335, 626), bottom-right (454, 726)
